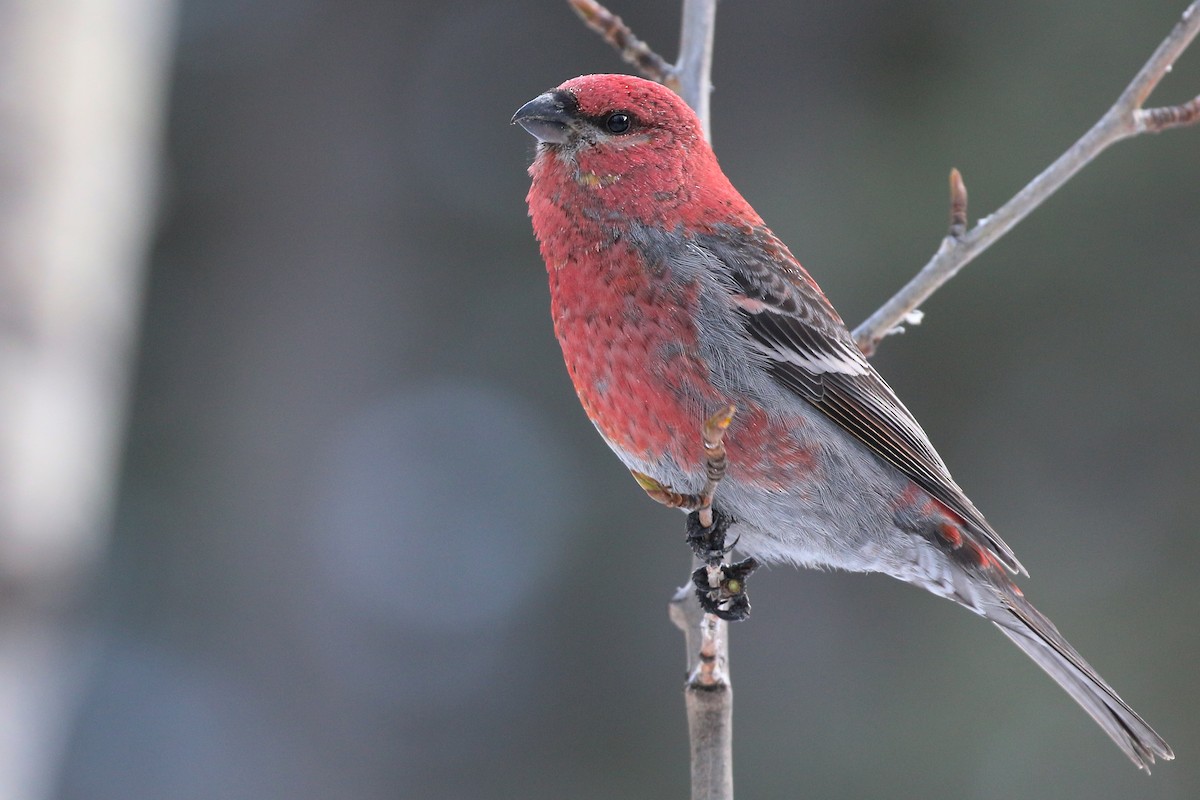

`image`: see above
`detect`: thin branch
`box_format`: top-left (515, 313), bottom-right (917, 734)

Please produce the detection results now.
top-left (676, 0), bottom-right (718, 141)
top-left (947, 167), bottom-right (968, 240)
top-left (853, 1), bottom-right (1200, 356)
top-left (669, 590), bottom-right (733, 799)
top-left (1137, 93), bottom-right (1200, 130)
top-left (569, 0), bottom-right (677, 87)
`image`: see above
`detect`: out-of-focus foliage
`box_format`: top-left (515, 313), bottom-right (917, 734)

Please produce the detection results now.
top-left (54, 1), bottom-right (1200, 798)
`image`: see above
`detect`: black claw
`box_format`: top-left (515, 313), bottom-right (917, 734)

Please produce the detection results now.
top-left (691, 558), bottom-right (761, 622)
top-left (711, 593), bottom-right (752, 622)
top-left (685, 508), bottom-right (736, 565)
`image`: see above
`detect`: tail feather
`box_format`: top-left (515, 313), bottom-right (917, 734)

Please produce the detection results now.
top-left (987, 587), bottom-right (1173, 771)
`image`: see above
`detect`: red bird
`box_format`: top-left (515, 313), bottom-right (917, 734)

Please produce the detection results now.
top-left (514, 73), bottom-right (1171, 770)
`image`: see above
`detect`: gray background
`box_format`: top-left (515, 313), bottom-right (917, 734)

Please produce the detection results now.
top-left (55, 1), bottom-right (1200, 798)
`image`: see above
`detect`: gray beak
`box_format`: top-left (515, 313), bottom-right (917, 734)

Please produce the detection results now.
top-left (512, 91), bottom-right (573, 145)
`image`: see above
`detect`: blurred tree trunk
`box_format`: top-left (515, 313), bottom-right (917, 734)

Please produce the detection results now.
top-left (0, 1), bottom-right (174, 796)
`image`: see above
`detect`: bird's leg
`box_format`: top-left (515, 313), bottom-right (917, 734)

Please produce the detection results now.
top-left (634, 405), bottom-right (759, 620)
top-left (686, 405), bottom-right (758, 620)
top-left (690, 405), bottom-right (759, 620)
top-left (629, 404), bottom-right (738, 514)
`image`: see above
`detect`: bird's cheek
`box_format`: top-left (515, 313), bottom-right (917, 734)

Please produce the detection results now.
top-left (607, 132), bottom-right (654, 150)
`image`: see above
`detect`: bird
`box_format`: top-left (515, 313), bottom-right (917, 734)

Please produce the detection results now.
top-left (513, 73), bottom-right (1172, 770)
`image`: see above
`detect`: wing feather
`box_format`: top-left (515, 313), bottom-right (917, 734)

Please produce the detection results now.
top-left (699, 225), bottom-right (1025, 575)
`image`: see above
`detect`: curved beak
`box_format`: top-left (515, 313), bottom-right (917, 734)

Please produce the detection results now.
top-left (512, 91), bottom-right (573, 145)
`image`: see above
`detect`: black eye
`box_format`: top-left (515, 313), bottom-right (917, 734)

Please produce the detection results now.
top-left (605, 112), bottom-right (632, 134)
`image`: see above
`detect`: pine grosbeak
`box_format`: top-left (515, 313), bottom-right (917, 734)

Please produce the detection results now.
top-left (514, 73), bottom-right (1171, 769)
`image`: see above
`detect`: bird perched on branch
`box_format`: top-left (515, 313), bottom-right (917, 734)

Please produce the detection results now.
top-left (513, 73), bottom-right (1171, 770)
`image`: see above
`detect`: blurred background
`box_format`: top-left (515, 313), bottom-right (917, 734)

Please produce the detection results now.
top-left (0, 0), bottom-right (1197, 798)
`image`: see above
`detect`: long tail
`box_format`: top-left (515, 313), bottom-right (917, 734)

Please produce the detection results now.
top-left (985, 584), bottom-right (1173, 771)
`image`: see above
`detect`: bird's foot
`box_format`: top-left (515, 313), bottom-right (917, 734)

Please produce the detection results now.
top-left (685, 507), bottom-right (736, 565)
top-left (687, 507), bottom-right (759, 620)
top-left (692, 557), bottom-right (760, 622)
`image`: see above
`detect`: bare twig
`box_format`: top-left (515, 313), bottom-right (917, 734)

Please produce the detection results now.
top-left (676, 0), bottom-right (718, 141)
top-left (669, 592), bottom-right (733, 799)
top-left (569, 0), bottom-right (676, 87)
top-left (853, 1), bottom-right (1200, 356)
top-left (947, 168), bottom-right (968, 240)
top-left (1138, 93), bottom-right (1200, 130)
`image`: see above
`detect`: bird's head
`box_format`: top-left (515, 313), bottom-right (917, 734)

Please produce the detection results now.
top-left (513, 74), bottom-right (745, 225)
top-left (512, 73), bottom-right (702, 151)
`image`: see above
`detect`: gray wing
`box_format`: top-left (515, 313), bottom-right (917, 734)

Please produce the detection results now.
top-left (696, 225), bottom-right (1025, 575)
